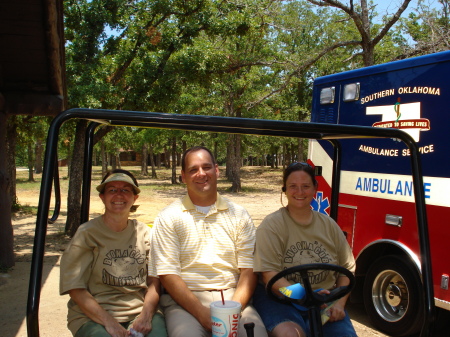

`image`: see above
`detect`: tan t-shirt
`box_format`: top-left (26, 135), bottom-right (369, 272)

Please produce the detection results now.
top-left (60, 216), bottom-right (151, 335)
top-left (254, 208), bottom-right (355, 290)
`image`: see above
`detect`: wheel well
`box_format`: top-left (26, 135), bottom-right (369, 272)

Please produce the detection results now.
top-left (350, 242), bottom-right (421, 303)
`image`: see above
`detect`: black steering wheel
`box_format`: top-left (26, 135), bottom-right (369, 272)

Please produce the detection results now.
top-left (266, 263), bottom-right (355, 310)
top-left (266, 263), bottom-right (355, 337)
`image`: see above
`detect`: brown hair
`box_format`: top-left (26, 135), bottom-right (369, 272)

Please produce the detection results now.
top-left (282, 162), bottom-right (317, 192)
top-left (181, 146), bottom-right (216, 171)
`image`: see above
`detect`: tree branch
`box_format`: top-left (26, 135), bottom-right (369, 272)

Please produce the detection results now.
top-left (372, 0), bottom-right (412, 46)
top-left (248, 40), bottom-right (361, 107)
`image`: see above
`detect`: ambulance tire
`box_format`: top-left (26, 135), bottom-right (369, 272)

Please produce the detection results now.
top-left (363, 255), bottom-right (423, 336)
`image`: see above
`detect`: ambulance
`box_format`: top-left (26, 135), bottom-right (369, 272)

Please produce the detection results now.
top-left (309, 50), bottom-right (450, 335)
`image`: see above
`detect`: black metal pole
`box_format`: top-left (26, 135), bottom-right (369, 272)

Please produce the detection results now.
top-left (407, 139), bottom-right (435, 337)
top-left (328, 140), bottom-right (342, 222)
top-left (47, 156), bottom-right (61, 224)
top-left (26, 113), bottom-right (67, 337)
top-left (244, 322), bottom-right (255, 337)
top-left (308, 307), bottom-right (324, 337)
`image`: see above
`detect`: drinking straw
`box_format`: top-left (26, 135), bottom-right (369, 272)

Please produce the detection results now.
top-left (220, 289), bottom-right (225, 305)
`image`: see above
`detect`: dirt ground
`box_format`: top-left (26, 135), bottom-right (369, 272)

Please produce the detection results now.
top-left (2, 167), bottom-right (391, 336)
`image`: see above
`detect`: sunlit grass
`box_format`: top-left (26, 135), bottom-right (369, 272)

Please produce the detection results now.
top-left (15, 165), bottom-right (284, 197)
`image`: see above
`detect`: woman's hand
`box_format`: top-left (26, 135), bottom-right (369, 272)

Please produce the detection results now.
top-left (69, 288), bottom-right (129, 336)
top-left (316, 288), bottom-right (331, 310)
top-left (327, 302), bottom-right (346, 322)
top-left (130, 314), bottom-right (152, 335)
top-left (327, 275), bottom-right (351, 322)
top-left (103, 316), bottom-right (129, 337)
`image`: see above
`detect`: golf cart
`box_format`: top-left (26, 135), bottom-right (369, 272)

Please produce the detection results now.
top-left (26, 108), bottom-right (434, 336)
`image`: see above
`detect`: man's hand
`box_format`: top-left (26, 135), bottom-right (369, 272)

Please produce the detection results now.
top-left (197, 305), bottom-right (213, 332)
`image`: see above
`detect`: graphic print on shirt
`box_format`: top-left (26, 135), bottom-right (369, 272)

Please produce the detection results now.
top-left (102, 246), bottom-right (146, 286)
top-left (283, 240), bottom-right (331, 285)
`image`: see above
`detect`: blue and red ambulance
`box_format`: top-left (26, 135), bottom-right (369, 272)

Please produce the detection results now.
top-left (309, 50), bottom-right (450, 336)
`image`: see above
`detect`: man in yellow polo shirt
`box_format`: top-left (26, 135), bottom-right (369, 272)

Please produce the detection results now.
top-left (150, 146), bottom-right (267, 337)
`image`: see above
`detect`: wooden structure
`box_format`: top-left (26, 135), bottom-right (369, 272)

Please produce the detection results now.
top-left (0, 0), bottom-right (66, 269)
top-left (0, 0), bottom-right (66, 115)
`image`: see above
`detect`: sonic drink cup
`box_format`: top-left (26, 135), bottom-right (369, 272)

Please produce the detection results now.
top-left (210, 300), bottom-right (241, 337)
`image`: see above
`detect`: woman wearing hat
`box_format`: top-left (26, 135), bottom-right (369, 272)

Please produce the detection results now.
top-left (60, 169), bottom-right (167, 337)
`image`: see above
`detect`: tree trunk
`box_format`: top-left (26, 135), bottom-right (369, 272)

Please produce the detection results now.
top-left (111, 150), bottom-right (119, 170)
top-left (101, 140), bottom-right (107, 177)
top-left (290, 143), bottom-right (296, 163)
top-left (6, 115), bottom-right (17, 210)
top-left (213, 140), bottom-right (218, 161)
top-left (164, 147), bottom-right (170, 168)
top-left (141, 143), bottom-right (149, 176)
top-left (171, 137), bottom-right (178, 184)
top-left (149, 143), bottom-right (157, 178)
top-left (27, 142), bottom-right (35, 182)
top-left (182, 140), bottom-right (187, 155)
top-left (225, 145), bottom-right (231, 180)
top-left (93, 148), bottom-right (98, 166)
top-left (0, 110), bottom-right (14, 268)
top-left (66, 142), bottom-right (72, 178)
top-left (116, 150), bottom-right (121, 169)
top-left (34, 137), bottom-right (44, 174)
top-left (298, 138), bottom-right (305, 162)
top-left (227, 134), bottom-right (241, 192)
top-left (156, 153), bottom-right (161, 169)
top-left (65, 120), bottom-right (87, 237)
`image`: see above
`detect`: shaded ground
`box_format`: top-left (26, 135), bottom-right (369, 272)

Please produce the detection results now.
top-left (0, 166), bottom-right (420, 336)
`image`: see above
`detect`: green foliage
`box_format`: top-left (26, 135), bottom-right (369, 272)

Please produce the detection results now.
top-left (395, 0), bottom-right (450, 56)
top-left (61, 0), bottom-right (444, 163)
top-left (15, 116), bottom-right (51, 167)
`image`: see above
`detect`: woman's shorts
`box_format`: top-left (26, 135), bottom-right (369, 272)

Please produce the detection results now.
top-left (252, 283), bottom-right (357, 337)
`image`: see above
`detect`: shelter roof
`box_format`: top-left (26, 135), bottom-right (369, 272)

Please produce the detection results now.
top-left (0, 0), bottom-right (66, 115)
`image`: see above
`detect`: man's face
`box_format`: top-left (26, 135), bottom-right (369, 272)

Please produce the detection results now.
top-left (181, 149), bottom-right (219, 204)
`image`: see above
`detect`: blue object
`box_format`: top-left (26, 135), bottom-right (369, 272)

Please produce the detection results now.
top-left (279, 283), bottom-right (323, 311)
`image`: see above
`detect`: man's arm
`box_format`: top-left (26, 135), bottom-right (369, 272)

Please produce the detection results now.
top-left (130, 276), bottom-right (161, 334)
top-left (159, 274), bottom-right (212, 332)
top-left (232, 268), bottom-right (258, 308)
top-left (69, 289), bottom-right (129, 337)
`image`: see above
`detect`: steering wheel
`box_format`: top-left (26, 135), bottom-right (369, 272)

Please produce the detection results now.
top-left (266, 263), bottom-right (355, 310)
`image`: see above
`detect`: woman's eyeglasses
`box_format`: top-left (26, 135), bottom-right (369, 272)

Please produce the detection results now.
top-left (105, 187), bottom-right (133, 195)
top-left (287, 162), bottom-right (311, 168)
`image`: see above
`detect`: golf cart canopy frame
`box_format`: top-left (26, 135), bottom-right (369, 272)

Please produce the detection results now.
top-left (26, 108), bottom-right (435, 336)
